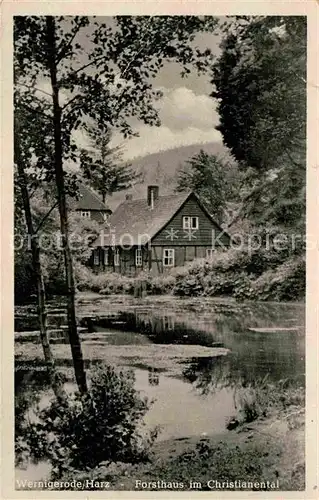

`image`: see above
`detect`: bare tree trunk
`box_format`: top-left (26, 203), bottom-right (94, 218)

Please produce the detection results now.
top-left (46, 16), bottom-right (88, 394)
top-left (14, 117), bottom-right (65, 402)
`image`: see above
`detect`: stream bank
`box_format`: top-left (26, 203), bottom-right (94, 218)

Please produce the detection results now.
top-left (15, 293), bottom-right (305, 490)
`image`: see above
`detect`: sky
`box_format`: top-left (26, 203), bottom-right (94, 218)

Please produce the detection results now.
top-left (38, 17), bottom-right (224, 161)
top-left (110, 29), bottom-right (224, 160)
top-left (108, 83), bottom-right (223, 160)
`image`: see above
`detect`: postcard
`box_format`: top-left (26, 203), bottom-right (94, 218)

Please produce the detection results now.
top-left (1, 1), bottom-right (318, 498)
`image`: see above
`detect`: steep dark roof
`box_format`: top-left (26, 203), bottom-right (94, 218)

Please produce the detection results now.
top-left (75, 184), bottom-right (111, 212)
top-left (93, 191), bottom-right (191, 246)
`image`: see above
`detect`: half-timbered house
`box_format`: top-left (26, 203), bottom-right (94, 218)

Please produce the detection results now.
top-left (70, 183), bottom-right (112, 223)
top-left (91, 185), bottom-right (230, 275)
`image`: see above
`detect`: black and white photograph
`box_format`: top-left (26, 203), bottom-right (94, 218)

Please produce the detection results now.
top-left (3, 6), bottom-right (317, 495)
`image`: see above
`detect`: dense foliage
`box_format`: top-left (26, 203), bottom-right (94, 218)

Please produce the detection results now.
top-left (176, 150), bottom-right (242, 224)
top-left (21, 365), bottom-right (157, 477)
top-left (14, 195), bottom-right (104, 301)
top-left (212, 16), bottom-right (306, 230)
top-left (234, 377), bottom-right (305, 426)
top-left (213, 17), bottom-right (306, 171)
top-left (74, 248), bottom-right (305, 302)
top-left (172, 252), bottom-right (305, 301)
top-left (59, 378), bottom-right (305, 490)
top-left (74, 265), bottom-right (176, 296)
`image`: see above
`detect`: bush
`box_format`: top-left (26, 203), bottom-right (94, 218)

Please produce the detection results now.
top-left (23, 365), bottom-right (158, 478)
top-left (77, 268), bottom-right (177, 296)
top-left (74, 262), bottom-right (96, 291)
top-left (149, 275), bottom-right (176, 295)
top-left (74, 265), bottom-right (134, 294)
top-left (43, 258), bottom-right (67, 295)
top-left (251, 256), bottom-right (305, 301)
top-left (172, 251), bottom-right (257, 298)
top-left (172, 250), bottom-right (305, 302)
top-left (15, 247), bottom-right (66, 302)
top-left (14, 253), bottom-right (36, 304)
top-left (235, 378), bottom-right (305, 425)
top-left (74, 248), bottom-right (305, 302)
top-left (173, 275), bottom-right (204, 297)
top-left (99, 273), bottom-right (135, 295)
top-left (172, 259), bottom-right (210, 296)
top-left (203, 270), bottom-right (252, 297)
top-left (233, 255), bottom-right (305, 301)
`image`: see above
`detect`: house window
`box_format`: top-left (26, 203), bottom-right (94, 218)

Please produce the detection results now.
top-left (163, 249), bottom-right (175, 267)
top-left (93, 250), bottom-right (99, 266)
top-left (114, 248), bottom-right (120, 266)
top-left (103, 248), bottom-right (109, 266)
top-left (206, 248), bottom-right (214, 261)
top-left (135, 248), bottom-right (142, 267)
top-left (81, 211), bottom-right (91, 218)
top-left (183, 216), bottom-right (198, 230)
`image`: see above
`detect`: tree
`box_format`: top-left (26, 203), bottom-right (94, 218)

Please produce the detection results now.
top-left (176, 150), bottom-right (241, 224)
top-left (68, 212), bottom-right (102, 264)
top-left (14, 57), bottom-right (67, 399)
top-left (14, 111), bottom-right (65, 402)
top-left (212, 16), bottom-right (306, 230)
top-left (14, 15), bottom-right (219, 394)
top-left (79, 123), bottom-right (141, 203)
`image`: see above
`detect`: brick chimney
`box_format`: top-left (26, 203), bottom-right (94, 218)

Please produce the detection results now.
top-left (147, 185), bottom-right (159, 209)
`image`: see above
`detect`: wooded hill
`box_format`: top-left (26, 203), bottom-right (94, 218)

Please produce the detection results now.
top-left (106, 141), bottom-right (232, 210)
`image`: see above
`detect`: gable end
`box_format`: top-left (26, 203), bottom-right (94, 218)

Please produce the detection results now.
top-left (151, 192), bottom-right (230, 247)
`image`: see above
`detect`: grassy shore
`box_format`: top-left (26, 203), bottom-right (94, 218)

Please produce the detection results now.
top-left (15, 294), bottom-right (305, 491)
top-left (61, 402), bottom-right (305, 491)
top-left (57, 374), bottom-right (305, 492)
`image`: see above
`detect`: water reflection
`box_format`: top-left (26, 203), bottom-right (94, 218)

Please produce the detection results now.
top-left (148, 367), bottom-right (160, 386)
top-left (16, 301), bottom-right (305, 394)
top-left (82, 312), bottom-right (223, 347)
top-left (182, 356), bottom-right (232, 395)
top-left (81, 305), bottom-right (304, 387)
top-left (15, 299), bottom-right (305, 456)
top-left (182, 354), bottom-right (304, 397)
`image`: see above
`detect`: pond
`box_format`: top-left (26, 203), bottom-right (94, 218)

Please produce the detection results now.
top-left (15, 295), bottom-right (305, 480)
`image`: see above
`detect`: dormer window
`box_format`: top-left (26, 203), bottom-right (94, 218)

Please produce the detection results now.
top-left (183, 216), bottom-right (198, 230)
top-left (81, 210), bottom-right (91, 218)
